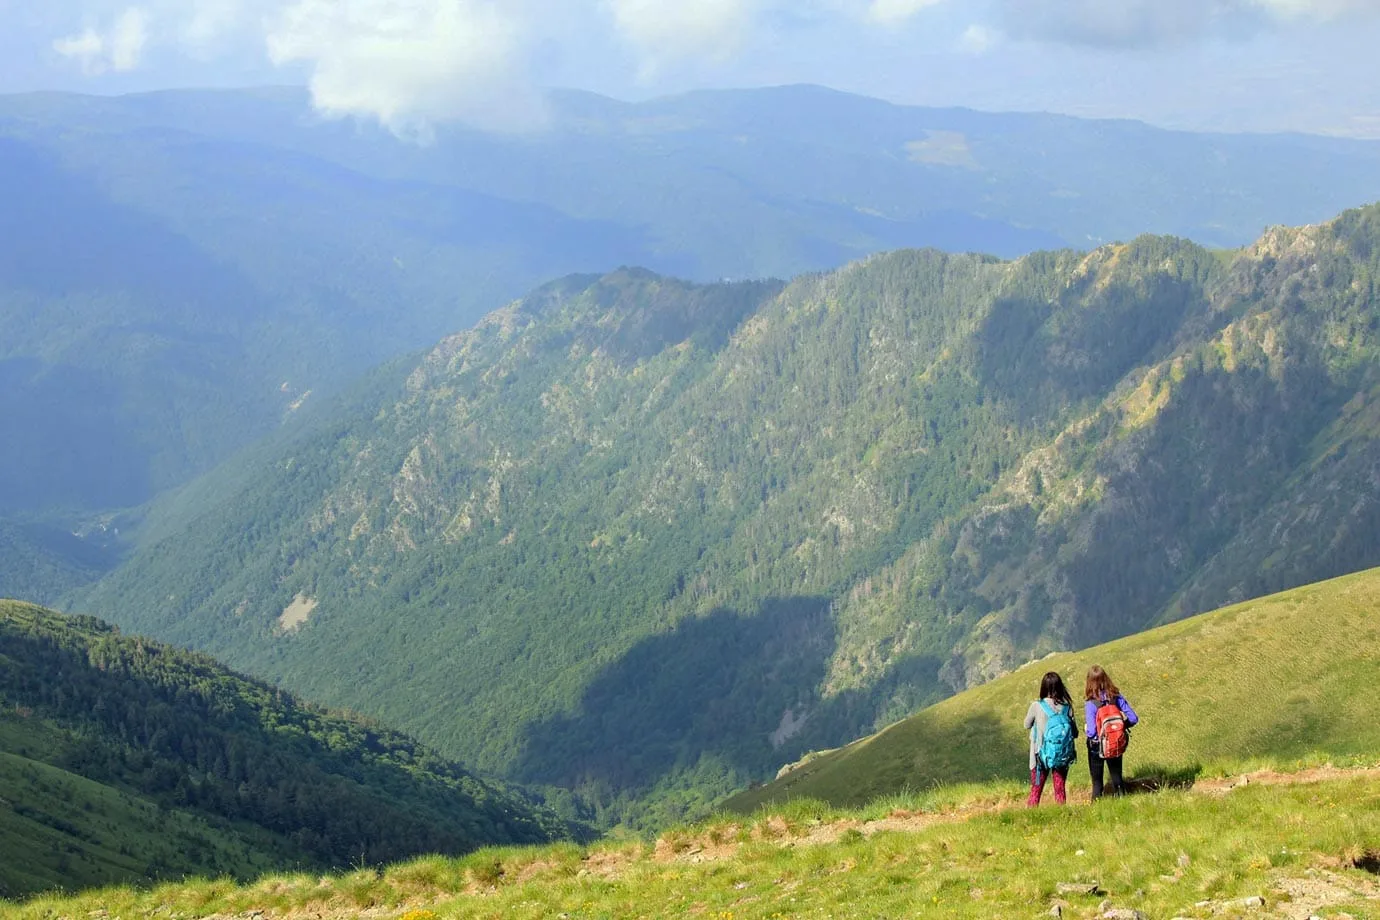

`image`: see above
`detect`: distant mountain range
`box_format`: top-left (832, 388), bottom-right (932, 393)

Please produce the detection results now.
top-left (71, 202), bottom-right (1380, 829)
top-left (4, 85), bottom-right (1380, 606)
top-left (0, 600), bottom-right (577, 899)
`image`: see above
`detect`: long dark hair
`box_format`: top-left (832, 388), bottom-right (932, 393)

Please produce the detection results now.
top-left (1085, 665), bottom-right (1121, 703)
top-left (1039, 671), bottom-right (1072, 706)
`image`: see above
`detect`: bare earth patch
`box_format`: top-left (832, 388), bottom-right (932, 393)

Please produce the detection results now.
top-left (1272, 870), bottom-right (1380, 920)
top-left (1193, 765), bottom-right (1380, 797)
top-left (37, 764), bottom-right (1380, 920)
top-left (904, 131), bottom-right (981, 170)
top-left (277, 594), bottom-right (318, 634)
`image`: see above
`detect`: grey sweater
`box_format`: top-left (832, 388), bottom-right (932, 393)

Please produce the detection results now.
top-left (1023, 698), bottom-right (1076, 771)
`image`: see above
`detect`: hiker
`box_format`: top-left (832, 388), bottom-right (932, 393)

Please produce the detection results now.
top-left (1084, 665), bottom-right (1139, 799)
top-left (1023, 671), bottom-right (1078, 806)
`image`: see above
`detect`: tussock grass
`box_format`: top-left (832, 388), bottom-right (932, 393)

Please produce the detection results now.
top-left (10, 571), bottom-right (1380, 917)
top-left (0, 748), bottom-right (288, 899)
top-left (7, 770), bottom-right (1380, 919)
top-left (730, 567), bottom-right (1380, 812)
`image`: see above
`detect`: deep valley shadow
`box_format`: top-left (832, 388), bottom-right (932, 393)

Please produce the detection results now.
top-left (513, 596), bottom-right (839, 796)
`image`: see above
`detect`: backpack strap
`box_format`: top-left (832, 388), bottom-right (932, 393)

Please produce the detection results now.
top-left (1038, 700), bottom-right (1054, 717)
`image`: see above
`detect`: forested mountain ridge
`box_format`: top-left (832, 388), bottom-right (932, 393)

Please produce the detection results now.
top-left (918, 207), bottom-right (1380, 685)
top-left (6, 84), bottom-right (1380, 606)
top-left (0, 601), bottom-right (576, 897)
top-left (75, 204), bottom-right (1380, 829)
top-left (0, 121), bottom-right (656, 604)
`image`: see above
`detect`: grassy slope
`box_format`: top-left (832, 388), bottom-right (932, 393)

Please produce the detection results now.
top-left (0, 716), bottom-right (293, 899)
top-left (727, 566), bottom-right (1380, 813)
top-left (7, 771), bottom-right (1380, 919)
top-left (0, 697), bottom-right (300, 900)
top-left (0, 600), bottom-right (577, 899)
top-left (10, 557), bottom-right (1380, 914)
top-left (0, 748), bottom-right (291, 901)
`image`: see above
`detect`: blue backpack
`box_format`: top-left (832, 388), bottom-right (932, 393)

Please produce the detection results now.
top-left (1037, 701), bottom-right (1077, 770)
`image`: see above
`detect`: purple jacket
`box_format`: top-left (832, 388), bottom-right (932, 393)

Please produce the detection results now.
top-left (1085, 695), bottom-right (1138, 739)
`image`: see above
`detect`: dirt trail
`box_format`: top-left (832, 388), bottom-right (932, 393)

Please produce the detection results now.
top-left (484, 764), bottom-right (1380, 881)
top-left (630, 764), bottom-right (1380, 918)
top-left (1188, 763), bottom-right (1380, 795)
top-left (651, 764), bottom-right (1380, 858)
top-left (169, 765), bottom-right (1380, 920)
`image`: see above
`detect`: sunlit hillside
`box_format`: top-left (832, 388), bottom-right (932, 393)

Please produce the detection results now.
top-left (0, 601), bottom-right (576, 899)
top-left (7, 766), bottom-right (1380, 918)
top-left (729, 567), bottom-right (1380, 813)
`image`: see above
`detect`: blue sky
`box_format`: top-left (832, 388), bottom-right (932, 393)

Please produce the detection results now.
top-left (2, 0), bottom-right (1379, 137)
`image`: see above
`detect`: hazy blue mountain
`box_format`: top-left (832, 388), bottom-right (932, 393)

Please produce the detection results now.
top-left (0, 115), bottom-right (664, 598)
top-left (12, 84), bottom-right (1380, 260)
top-left (0, 521), bottom-right (116, 608)
top-left (3, 81), bottom-right (1379, 600)
top-left (73, 205), bottom-right (1380, 830)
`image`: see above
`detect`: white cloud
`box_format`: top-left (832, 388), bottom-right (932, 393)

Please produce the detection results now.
top-left (866, 0), bottom-right (944, 26)
top-left (53, 7), bottom-right (149, 74)
top-left (866, 0), bottom-right (1380, 45)
top-left (958, 23), bottom-right (995, 53)
top-left (265, 0), bottom-right (545, 135)
top-left (37, 0), bottom-right (1380, 129)
top-left (43, 0), bottom-right (956, 128)
top-left (606, 0), bottom-right (766, 70)
top-left (110, 7), bottom-right (150, 70)
top-left (53, 29), bottom-right (108, 74)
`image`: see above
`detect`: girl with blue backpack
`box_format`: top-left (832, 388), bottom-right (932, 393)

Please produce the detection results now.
top-left (1023, 671), bottom-right (1078, 806)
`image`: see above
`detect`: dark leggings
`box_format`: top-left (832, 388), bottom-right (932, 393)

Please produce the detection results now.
top-left (1088, 740), bottom-right (1125, 799)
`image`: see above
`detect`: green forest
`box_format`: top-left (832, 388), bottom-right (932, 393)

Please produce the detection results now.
top-left (7, 84), bottom-right (1380, 609)
top-left (0, 601), bottom-right (577, 897)
top-left (72, 204), bottom-right (1380, 830)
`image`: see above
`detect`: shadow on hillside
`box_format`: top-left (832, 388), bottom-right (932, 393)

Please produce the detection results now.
top-left (975, 271), bottom-right (1209, 425)
top-left (1123, 762), bottom-right (1203, 794)
top-left (751, 709), bottom-right (1029, 811)
top-left (512, 596), bottom-right (839, 796)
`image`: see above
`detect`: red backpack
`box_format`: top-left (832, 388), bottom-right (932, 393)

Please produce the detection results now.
top-left (1094, 699), bottom-right (1129, 759)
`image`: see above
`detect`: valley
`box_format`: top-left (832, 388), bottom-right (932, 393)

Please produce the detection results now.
top-left (2, 72), bottom-right (1380, 913)
top-left (5, 85), bottom-right (1380, 604)
top-left (0, 600), bottom-right (578, 900)
top-left (10, 570), bottom-right (1380, 915)
top-left (66, 204), bottom-right (1380, 831)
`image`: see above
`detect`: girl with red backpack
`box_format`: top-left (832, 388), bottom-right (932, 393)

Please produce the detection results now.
top-left (1023, 671), bottom-right (1078, 806)
top-left (1084, 665), bottom-right (1139, 799)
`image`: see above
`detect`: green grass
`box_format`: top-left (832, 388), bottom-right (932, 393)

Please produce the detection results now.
top-left (0, 599), bottom-right (575, 900)
top-left (0, 655), bottom-right (306, 900)
top-left (7, 769), bottom-right (1380, 919)
top-left (0, 750), bottom-right (291, 900)
top-left (728, 566), bottom-right (1380, 812)
top-left (8, 568), bottom-right (1380, 913)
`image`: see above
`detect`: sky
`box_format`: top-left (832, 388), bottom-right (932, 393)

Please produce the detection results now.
top-left (2, 0), bottom-right (1379, 138)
